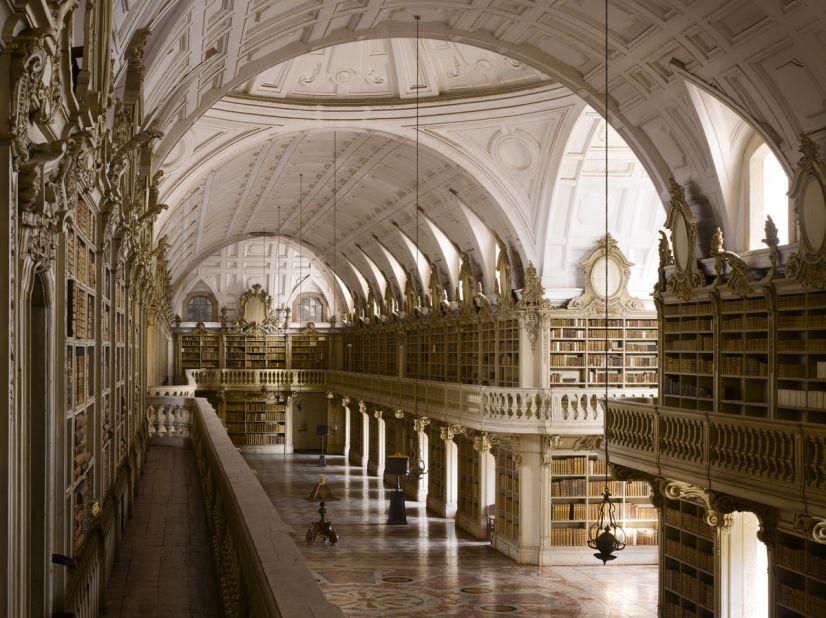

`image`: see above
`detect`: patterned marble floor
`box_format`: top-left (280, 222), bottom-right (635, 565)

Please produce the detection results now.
top-left (245, 453), bottom-right (658, 617)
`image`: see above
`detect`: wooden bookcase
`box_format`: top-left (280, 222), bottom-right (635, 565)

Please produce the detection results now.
top-left (549, 454), bottom-right (657, 562)
top-left (495, 446), bottom-right (520, 543)
top-left (428, 427), bottom-right (447, 506)
top-left (291, 329), bottom-right (329, 369)
top-left (222, 333), bottom-right (287, 369)
top-left (65, 199), bottom-right (97, 555)
top-left (774, 530), bottom-right (826, 617)
top-left (221, 390), bottom-right (288, 452)
top-left (180, 329), bottom-right (220, 370)
top-left (662, 498), bottom-right (716, 618)
top-left (660, 300), bottom-right (715, 411)
top-left (548, 316), bottom-right (658, 388)
top-left (456, 435), bottom-right (480, 521)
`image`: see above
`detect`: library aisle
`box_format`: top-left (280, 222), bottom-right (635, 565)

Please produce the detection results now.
top-left (245, 453), bottom-right (658, 617)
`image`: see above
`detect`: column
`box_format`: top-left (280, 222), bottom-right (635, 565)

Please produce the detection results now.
top-left (368, 409), bottom-right (385, 477)
top-left (493, 434), bottom-right (553, 565)
top-left (352, 400), bottom-right (369, 467)
top-left (339, 396), bottom-right (351, 460)
top-left (456, 432), bottom-right (497, 540)
top-left (405, 416), bottom-right (429, 502)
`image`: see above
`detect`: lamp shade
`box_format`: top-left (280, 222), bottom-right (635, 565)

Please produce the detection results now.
top-left (306, 476), bottom-right (339, 502)
top-left (386, 454), bottom-right (409, 476)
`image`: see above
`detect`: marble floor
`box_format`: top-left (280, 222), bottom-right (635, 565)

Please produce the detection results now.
top-left (102, 445), bottom-right (221, 617)
top-left (245, 453), bottom-right (658, 617)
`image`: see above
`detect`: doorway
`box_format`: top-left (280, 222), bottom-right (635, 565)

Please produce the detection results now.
top-left (723, 511), bottom-right (769, 617)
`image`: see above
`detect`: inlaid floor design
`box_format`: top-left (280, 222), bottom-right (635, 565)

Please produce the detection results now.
top-left (246, 453), bottom-right (658, 617)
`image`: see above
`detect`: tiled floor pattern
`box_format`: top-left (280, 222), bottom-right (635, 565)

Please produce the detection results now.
top-left (102, 445), bottom-right (220, 617)
top-left (246, 453), bottom-right (658, 617)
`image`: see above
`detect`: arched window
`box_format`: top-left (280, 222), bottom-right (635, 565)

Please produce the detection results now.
top-left (186, 295), bottom-right (214, 322)
top-left (749, 144), bottom-right (790, 249)
top-left (297, 296), bottom-right (324, 323)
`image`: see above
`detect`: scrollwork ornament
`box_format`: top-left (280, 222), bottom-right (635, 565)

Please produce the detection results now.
top-left (663, 480), bottom-right (729, 529)
top-left (10, 37), bottom-right (64, 169)
top-left (794, 514), bottom-right (826, 544)
top-left (413, 416), bottom-right (430, 432)
top-left (517, 261), bottom-right (552, 350)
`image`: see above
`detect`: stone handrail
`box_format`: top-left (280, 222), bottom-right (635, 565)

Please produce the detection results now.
top-left (147, 395), bottom-right (342, 617)
top-left (607, 398), bottom-right (826, 514)
top-left (147, 385), bottom-right (197, 397)
top-left (329, 371), bottom-right (656, 434)
top-left (186, 368), bottom-right (327, 389)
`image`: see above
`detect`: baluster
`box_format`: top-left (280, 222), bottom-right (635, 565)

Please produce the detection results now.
top-left (147, 406), bottom-right (156, 436)
top-left (156, 406), bottom-right (167, 437)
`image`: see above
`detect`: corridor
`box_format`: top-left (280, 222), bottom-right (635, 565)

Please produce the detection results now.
top-left (102, 445), bottom-right (220, 617)
top-left (245, 453), bottom-right (658, 617)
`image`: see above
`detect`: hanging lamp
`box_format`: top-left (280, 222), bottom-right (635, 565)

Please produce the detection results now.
top-left (586, 0), bottom-right (626, 564)
top-left (327, 132), bottom-right (338, 402)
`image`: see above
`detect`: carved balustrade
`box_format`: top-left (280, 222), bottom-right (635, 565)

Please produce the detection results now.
top-left (146, 401), bottom-right (192, 438)
top-left (607, 398), bottom-right (826, 515)
top-left (186, 369), bottom-right (328, 389)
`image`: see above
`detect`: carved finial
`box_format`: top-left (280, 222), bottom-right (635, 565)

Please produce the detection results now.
top-left (711, 227), bottom-right (724, 256)
top-left (518, 261), bottom-right (545, 306)
top-left (658, 231), bottom-right (674, 267)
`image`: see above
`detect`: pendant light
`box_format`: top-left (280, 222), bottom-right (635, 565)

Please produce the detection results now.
top-left (327, 132), bottom-right (338, 402)
top-left (413, 15), bottom-right (422, 449)
top-left (587, 0), bottom-right (626, 564)
top-left (298, 172), bottom-right (304, 327)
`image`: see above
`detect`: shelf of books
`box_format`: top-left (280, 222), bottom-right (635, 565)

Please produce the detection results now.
top-left (428, 427), bottom-right (447, 508)
top-left (657, 283), bottom-right (826, 423)
top-left (179, 330), bottom-right (220, 370)
top-left (344, 311), bottom-right (520, 387)
top-left (495, 446), bottom-right (520, 544)
top-left (548, 454), bottom-right (657, 564)
top-left (775, 289), bottom-right (826, 424)
top-left (456, 435), bottom-right (480, 523)
top-left (660, 299), bottom-right (715, 412)
top-left (774, 529), bottom-right (826, 617)
top-left (65, 198), bottom-right (97, 556)
top-left (291, 331), bottom-right (329, 369)
top-left (224, 334), bottom-right (287, 369)
top-left (662, 498), bottom-right (716, 618)
top-left (549, 315), bottom-right (658, 389)
top-left (221, 390), bottom-right (289, 452)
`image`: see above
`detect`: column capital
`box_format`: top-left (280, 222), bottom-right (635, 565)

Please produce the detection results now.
top-left (413, 416), bottom-right (430, 432)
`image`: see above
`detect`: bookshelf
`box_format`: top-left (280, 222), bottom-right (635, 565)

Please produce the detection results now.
top-left (428, 427), bottom-right (447, 507)
top-left (223, 333), bottom-right (286, 369)
top-left (662, 498), bottom-right (716, 618)
top-left (549, 454), bottom-right (657, 563)
top-left (291, 328), bottom-right (329, 369)
top-left (179, 328), bottom-right (220, 370)
top-left (774, 530), bottom-right (826, 617)
top-left (548, 315), bottom-right (658, 388)
top-left (65, 198), bottom-right (97, 555)
top-left (495, 446), bottom-right (520, 543)
top-left (457, 435), bottom-right (480, 522)
top-left (221, 390), bottom-right (289, 452)
top-left (660, 300), bottom-right (715, 411)
top-left (497, 317), bottom-right (519, 387)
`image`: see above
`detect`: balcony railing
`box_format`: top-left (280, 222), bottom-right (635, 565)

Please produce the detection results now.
top-left (607, 398), bottom-right (826, 514)
top-left (176, 369), bottom-right (655, 434)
